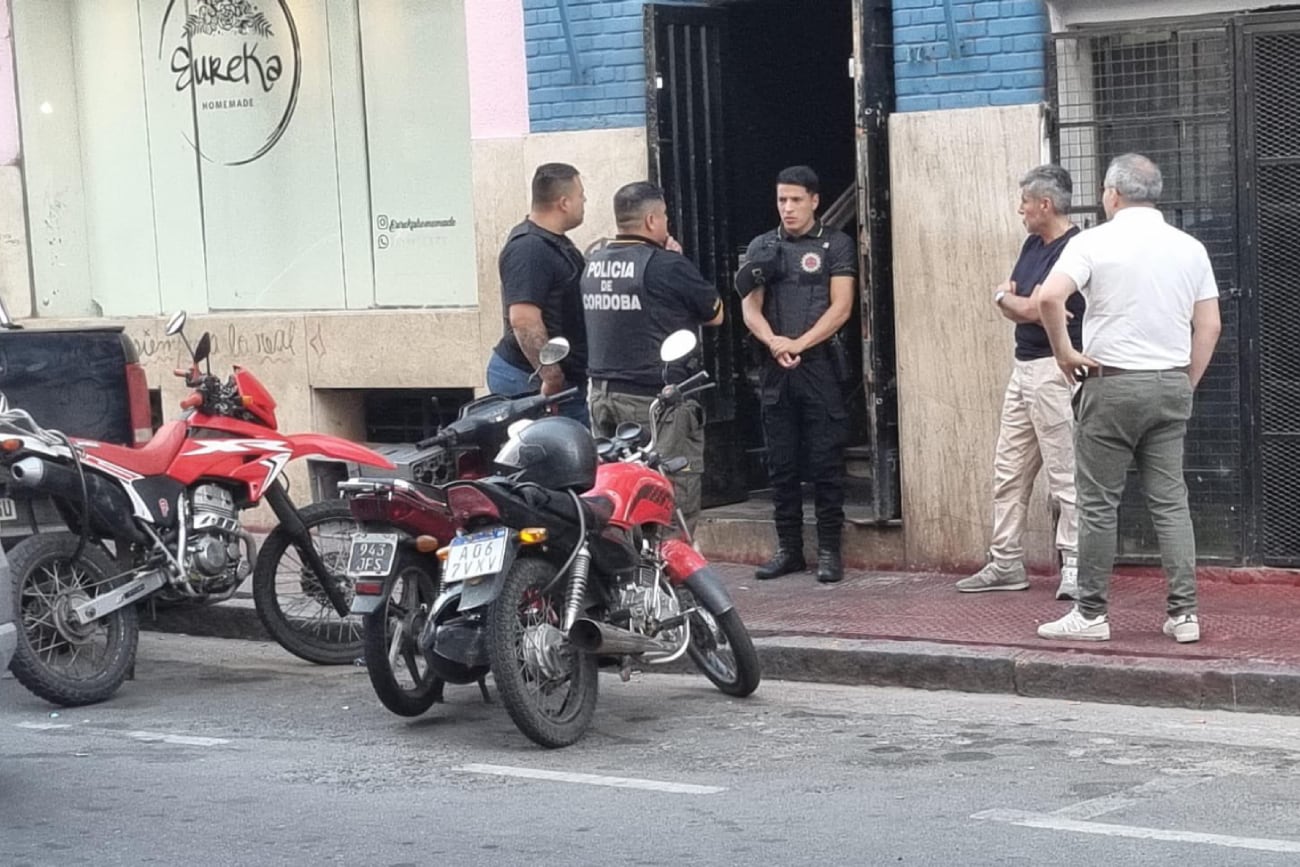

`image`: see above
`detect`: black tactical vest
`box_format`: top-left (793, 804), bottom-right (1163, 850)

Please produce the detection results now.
top-left (581, 242), bottom-right (662, 385)
top-left (762, 233), bottom-right (836, 338)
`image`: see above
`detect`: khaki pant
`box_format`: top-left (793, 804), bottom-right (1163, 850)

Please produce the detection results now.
top-left (989, 356), bottom-right (1078, 565)
top-left (588, 380), bottom-right (704, 530)
top-left (1074, 370), bottom-right (1197, 618)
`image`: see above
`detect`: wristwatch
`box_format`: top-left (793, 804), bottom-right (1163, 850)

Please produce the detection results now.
top-left (993, 290), bottom-right (1007, 306)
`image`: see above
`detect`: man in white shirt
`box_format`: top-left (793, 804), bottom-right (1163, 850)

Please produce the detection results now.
top-left (1035, 153), bottom-right (1222, 644)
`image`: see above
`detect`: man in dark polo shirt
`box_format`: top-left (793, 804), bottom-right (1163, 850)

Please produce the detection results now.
top-left (956, 164), bottom-right (1084, 599)
top-left (736, 166), bottom-right (857, 584)
top-left (486, 162), bottom-right (590, 425)
top-left (582, 181), bottom-right (723, 528)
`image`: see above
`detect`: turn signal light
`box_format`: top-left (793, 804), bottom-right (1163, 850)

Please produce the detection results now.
top-left (519, 528), bottom-right (548, 545)
top-left (414, 535), bottom-right (440, 553)
top-left (1, 438), bottom-right (22, 452)
top-left (436, 546), bottom-right (451, 561)
top-left (354, 581), bottom-right (384, 596)
top-left (242, 395), bottom-right (256, 408)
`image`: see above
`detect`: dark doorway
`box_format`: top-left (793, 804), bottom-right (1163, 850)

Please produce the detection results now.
top-left (646, 0), bottom-right (891, 517)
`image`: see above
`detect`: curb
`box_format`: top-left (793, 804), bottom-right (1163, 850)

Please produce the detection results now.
top-left (141, 599), bottom-right (1300, 716)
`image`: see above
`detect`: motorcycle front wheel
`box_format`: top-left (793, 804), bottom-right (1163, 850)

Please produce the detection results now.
top-left (363, 552), bottom-right (443, 717)
top-left (486, 556), bottom-right (598, 749)
top-left (252, 500), bottom-right (364, 665)
top-left (7, 532), bottom-right (139, 707)
top-left (677, 586), bottom-right (761, 698)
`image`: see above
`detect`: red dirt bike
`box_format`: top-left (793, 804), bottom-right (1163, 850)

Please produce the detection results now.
top-left (0, 311), bottom-right (393, 706)
top-left (438, 330), bottom-right (760, 747)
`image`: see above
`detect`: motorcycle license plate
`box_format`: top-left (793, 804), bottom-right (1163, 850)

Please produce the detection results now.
top-left (346, 533), bottom-right (399, 578)
top-left (444, 527), bottom-right (509, 582)
top-left (0, 497), bottom-right (15, 522)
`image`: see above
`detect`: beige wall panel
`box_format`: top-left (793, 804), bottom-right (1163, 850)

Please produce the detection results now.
top-left (304, 310), bottom-right (483, 390)
top-left (522, 128), bottom-right (649, 254)
top-left (0, 166), bottom-right (31, 317)
top-left (890, 104), bottom-right (1057, 572)
top-left (471, 137), bottom-right (529, 384)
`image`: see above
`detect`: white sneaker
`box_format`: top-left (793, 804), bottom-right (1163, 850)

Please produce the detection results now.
top-left (1055, 553), bottom-right (1078, 600)
top-left (1163, 614), bottom-right (1200, 644)
top-left (1038, 607), bottom-right (1110, 641)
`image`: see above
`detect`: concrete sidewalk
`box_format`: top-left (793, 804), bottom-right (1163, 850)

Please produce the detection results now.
top-left (142, 563), bottom-right (1300, 715)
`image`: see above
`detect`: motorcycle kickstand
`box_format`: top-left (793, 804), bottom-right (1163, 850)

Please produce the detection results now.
top-left (619, 656), bottom-right (633, 683)
top-left (477, 677), bottom-right (491, 704)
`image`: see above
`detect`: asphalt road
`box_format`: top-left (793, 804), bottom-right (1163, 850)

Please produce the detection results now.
top-left (4, 634), bottom-right (1300, 866)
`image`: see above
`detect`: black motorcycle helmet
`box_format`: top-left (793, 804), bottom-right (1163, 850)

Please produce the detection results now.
top-left (494, 416), bottom-right (597, 491)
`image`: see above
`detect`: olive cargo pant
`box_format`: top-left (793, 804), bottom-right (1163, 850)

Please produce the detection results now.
top-left (1073, 369), bottom-right (1197, 619)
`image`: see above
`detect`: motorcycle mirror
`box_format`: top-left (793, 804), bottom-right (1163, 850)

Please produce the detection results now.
top-left (193, 332), bottom-right (212, 366)
top-left (538, 337), bottom-right (571, 367)
top-left (660, 329), bottom-right (697, 363)
top-left (165, 310), bottom-right (188, 336)
top-left (615, 421), bottom-right (643, 443)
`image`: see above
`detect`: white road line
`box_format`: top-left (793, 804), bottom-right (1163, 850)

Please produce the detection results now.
top-left (974, 809), bottom-right (1300, 854)
top-left (125, 730), bottom-right (230, 747)
top-left (456, 763), bottom-right (726, 795)
top-left (15, 722), bottom-right (71, 731)
top-left (1052, 775), bottom-right (1216, 820)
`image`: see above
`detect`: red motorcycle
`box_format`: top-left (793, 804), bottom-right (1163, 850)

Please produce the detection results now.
top-left (438, 330), bottom-right (760, 747)
top-left (0, 311), bottom-right (393, 706)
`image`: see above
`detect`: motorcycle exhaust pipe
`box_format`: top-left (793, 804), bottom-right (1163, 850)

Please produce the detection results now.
top-left (8, 456), bottom-right (148, 544)
top-left (569, 618), bottom-right (673, 656)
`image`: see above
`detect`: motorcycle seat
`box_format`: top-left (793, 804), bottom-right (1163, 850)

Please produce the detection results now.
top-left (77, 420), bottom-right (188, 477)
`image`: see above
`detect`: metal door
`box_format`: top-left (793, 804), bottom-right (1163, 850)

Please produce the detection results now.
top-left (644, 4), bottom-right (748, 507)
top-left (1238, 17), bottom-right (1300, 565)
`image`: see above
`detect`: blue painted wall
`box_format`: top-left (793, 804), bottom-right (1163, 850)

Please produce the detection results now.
top-left (892, 0), bottom-right (1049, 112)
top-left (523, 0), bottom-right (1050, 130)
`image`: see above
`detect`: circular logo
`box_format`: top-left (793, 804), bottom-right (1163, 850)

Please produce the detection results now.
top-left (158, 0), bottom-right (302, 166)
top-left (800, 252), bottom-right (823, 274)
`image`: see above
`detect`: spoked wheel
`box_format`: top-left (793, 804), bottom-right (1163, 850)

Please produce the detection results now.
top-left (677, 586), bottom-right (761, 698)
top-left (486, 557), bottom-right (598, 749)
top-left (363, 553), bottom-right (443, 717)
top-left (7, 533), bottom-right (139, 707)
top-left (252, 500), bottom-right (364, 665)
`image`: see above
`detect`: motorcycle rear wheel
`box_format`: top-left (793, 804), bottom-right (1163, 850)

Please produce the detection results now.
top-left (487, 556), bottom-right (598, 749)
top-left (678, 587), bottom-right (761, 698)
top-left (363, 552), bottom-right (443, 717)
top-left (252, 500), bottom-right (364, 665)
top-left (7, 533), bottom-right (139, 707)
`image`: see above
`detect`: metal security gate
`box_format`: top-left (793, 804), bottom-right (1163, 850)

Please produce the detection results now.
top-left (1239, 18), bottom-right (1300, 565)
top-left (1050, 11), bottom-right (1300, 566)
top-left (1049, 22), bottom-right (1243, 562)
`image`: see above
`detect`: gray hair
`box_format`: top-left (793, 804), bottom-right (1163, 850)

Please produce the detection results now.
top-left (1019, 164), bottom-right (1073, 214)
top-left (1104, 153), bottom-right (1163, 204)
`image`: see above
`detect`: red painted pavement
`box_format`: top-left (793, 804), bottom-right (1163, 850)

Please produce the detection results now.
top-left (714, 563), bottom-right (1300, 666)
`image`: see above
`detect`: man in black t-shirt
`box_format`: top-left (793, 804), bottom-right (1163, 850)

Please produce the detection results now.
top-left (487, 162), bottom-right (590, 425)
top-left (736, 166), bottom-right (857, 584)
top-left (582, 182), bottom-right (723, 527)
top-left (956, 165), bottom-right (1086, 599)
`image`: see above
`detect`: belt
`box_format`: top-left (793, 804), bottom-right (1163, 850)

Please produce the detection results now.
top-left (1093, 365), bottom-right (1189, 378)
top-left (593, 378), bottom-right (661, 397)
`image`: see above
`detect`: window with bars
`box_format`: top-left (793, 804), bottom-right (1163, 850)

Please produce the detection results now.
top-left (363, 389), bottom-right (474, 444)
top-left (1049, 23), bottom-right (1243, 561)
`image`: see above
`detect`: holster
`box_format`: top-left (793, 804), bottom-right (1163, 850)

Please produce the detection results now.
top-left (827, 331), bottom-right (853, 383)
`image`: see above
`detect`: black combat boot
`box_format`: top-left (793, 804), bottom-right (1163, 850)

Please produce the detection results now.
top-left (755, 547), bottom-right (806, 580)
top-left (816, 548), bottom-right (844, 584)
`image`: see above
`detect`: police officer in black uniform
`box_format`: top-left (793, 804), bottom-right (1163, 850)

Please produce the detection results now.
top-left (582, 182), bottom-right (724, 528)
top-left (737, 166), bottom-right (856, 583)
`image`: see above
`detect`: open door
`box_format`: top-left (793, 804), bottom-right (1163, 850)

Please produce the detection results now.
top-left (644, 4), bottom-right (748, 508)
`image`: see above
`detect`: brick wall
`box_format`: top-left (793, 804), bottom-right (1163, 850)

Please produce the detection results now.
top-left (893, 0), bottom-right (1048, 112)
top-left (524, 0), bottom-right (655, 132)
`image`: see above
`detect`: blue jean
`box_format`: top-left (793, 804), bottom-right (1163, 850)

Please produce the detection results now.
top-left (485, 351), bottom-right (589, 427)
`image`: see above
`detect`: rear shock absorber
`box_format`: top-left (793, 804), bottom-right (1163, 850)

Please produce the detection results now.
top-left (563, 542), bottom-right (591, 632)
